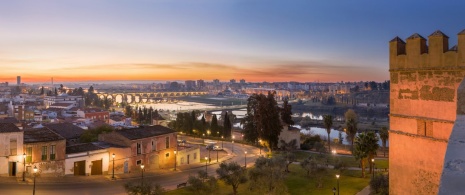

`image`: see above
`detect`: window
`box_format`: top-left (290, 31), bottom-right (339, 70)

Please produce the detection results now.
top-left (194, 152), bottom-right (197, 160)
top-left (165, 137), bottom-right (170, 149)
top-left (137, 143), bottom-right (142, 155)
top-left (136, 160), bottom-right (142, 165)
top-left (10, 139), bottom-right (17, 156)
top-left (165, 153), bottom-right (169, 158)
top-left (50, 145), bottom-right (56, 160)
top-left (417, 119), bottom-right (426, 136)
top-left (41, 146), bottom-right (48, 161)
top-left (26, 147), bottom-right (32, 163)
top-left (151, 140), bottom-right (156, 151)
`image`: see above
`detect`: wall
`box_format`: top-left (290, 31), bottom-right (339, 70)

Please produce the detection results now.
top-left (0, 132), bottom-right (24, 176)
top-left (64, 150), bottom-right (109, 175)
top-left (389, 30), bottom-right (465, 194)
top-left (176, 146), bottom-right (200, 166)
top-left (24, 139), bottom-right (66, 177)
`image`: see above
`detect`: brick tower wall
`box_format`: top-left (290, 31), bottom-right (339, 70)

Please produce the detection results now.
top-left (389, 30), bottom-right (465, 194)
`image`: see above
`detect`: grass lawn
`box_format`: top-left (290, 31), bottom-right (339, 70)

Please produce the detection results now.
top-left (166, 164), bottom-right (371, 195)
top-left (293, 150), bottom-right (389, 169)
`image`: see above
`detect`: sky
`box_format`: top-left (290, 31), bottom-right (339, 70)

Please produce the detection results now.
top-left (0, 0), bottom-right (464, 83)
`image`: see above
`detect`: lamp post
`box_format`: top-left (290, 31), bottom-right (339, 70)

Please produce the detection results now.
top-left (258, 139), bottom-right (262, 155)
top-left (232, 135), bottom-right (235, 153)
top-left (241, 134), bottom-right (244, 146)
top-left (336, 174), bottom-right (340, 195)
top-left (332, 187), bottom-right (336, 195)
top-left (203, 133), bottom-right (205, 143)
top-left (204, 156), bottom-right (208, 177)
top-left (216, 149), bottom-right (219, 162)
top-left (372, 158), bottom-right (375, 178)
top-left (33, 166), bottom-right (37, 195)
top-left (112, 153), bottom-right (115, 180)
top-left (221, 136), bottom-right (224, 149)
top-left (174, 150), bottom-right (177, 171)
top-left (244, 151), bottom-right (247, 167)
top-left (140, 164), bottom-right (145, 186)
top-left (22, 153), bottom-right (26, 182)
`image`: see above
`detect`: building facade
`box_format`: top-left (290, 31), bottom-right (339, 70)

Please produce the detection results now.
top-left (389, 30), bottom-right (465, 194)
top-left (0, 123), bottom-right (24, 177)
top-left (99, 125), bottom-right (177, 171)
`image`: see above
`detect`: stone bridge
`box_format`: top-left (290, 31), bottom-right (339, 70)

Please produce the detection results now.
top-left (97, 91), bottom-right (208, 103)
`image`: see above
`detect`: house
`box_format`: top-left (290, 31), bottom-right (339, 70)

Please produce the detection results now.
top-left (0, 123), bottom-right (24, 177)
top-left (99, 125), bottom-right (177, 171)
top-left (176, 144), bottom-right (200, 167)
top-left (74, 108), bottom-right (109, 122)
top-left (278, 125), bottom-right (300, 149)
top-left (43, 123), bottom-right (85, 146)
top-left (43, 94), bottom-right (83, 108)
top-left (65, 142), bottom-right (109, 176)
top-left (23, 127), bottom-right (66, 177)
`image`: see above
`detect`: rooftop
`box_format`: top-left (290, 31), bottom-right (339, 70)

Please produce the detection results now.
top-left (66, 142), bottom-right (104, 154)
top-left (116, 125), bottom-right (175, 140)
top-left (49, 103), bottom-right (74, 107)
top-left (24, 127), bottom-right (65, 143)
top-left (0, 117), bottom-right (20, 124)
top-left (0, 123), bottom-right (21, 133)
top-left (43, 123), bottom-right (85, 140)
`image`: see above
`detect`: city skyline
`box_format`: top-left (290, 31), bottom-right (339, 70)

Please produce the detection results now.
top-left (1, 0), bottom-right (464, 83)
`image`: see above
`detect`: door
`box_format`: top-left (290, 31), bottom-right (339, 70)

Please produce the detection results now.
top-left (8, 162), bottom-right (16, 176)
top-left (74, 161), bottom-right (86, 176)
top-left (187, 155), bottom-right (190, 164)
top-left (124, 161), bottom-right (128, 173)
top-left (91, 160), bottom-right (102, 175)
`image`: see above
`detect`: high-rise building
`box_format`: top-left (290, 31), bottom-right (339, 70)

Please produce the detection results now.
top-left (213, 79), bottom-right (220, 86)
top-left (17, 76), bottom-right (21, 85)
top-left (197, 79), bottom-right (205, 89)
top-left (185, 80), bottom-right (196, 89)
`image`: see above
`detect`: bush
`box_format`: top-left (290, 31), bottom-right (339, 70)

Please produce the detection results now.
top-left (333, 157), bottom-right (348, 173)
top-left (370, 174), bottom-right (389, 195)
top-left (124, 181), bottom-right (165, 195)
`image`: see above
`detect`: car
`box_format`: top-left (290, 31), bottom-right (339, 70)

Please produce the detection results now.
top-left (206, 144), bottom-right (215, 150)
top-left (212, 145), bottom-right (223, 151)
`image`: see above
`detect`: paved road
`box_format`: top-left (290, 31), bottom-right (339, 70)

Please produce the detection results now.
top-left (0, 136), bottom-right (260, 195)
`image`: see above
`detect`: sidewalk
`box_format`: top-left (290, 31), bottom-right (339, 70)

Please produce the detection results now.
top-left (356, 186), bottom-right (371, 195)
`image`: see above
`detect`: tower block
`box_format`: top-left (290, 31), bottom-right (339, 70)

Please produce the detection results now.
top-left (389, 30), bottom-right (465, 194)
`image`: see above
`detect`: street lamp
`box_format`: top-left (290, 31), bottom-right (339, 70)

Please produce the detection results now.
top-left (258, 139), bottom-right (262, 155)
top-left (203, 133), bottom-right (205, 143)
top-left (244, 151), bottom-right (247, 167)
top-left (221, 136), bottom-right (224, 149)
top-left (232, 135), bottom-right (235, 153)
top-left (112, 153), bottom-right (115, 180)
top-left (174, 150), bottom-right (177, 171)
top-left (22, 153), bottom-right (26, 182)
top-left (140, 164), bottom-right (145, 186)
top-left (336, 174), bottom-right (340, 195)
top-left (204, 156), bottom-right (208, 177)
top-left (372, 158), bottom-right (375, 178)
top-left (33, 166), bottom-right (38, 195)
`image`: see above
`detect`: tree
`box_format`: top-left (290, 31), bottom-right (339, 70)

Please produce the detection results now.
top-left (223, 112), bottom-right (232, 138)
top-left (353, 132), bottom-right (379, 178)
top-left (80, 125), bottom-right (114, 143)
top-left (281, 99), bottom-right (294, 126)
top-left (248, 156), bottom-right (288, 195)
top-left (211, 114), bottom-right (219, 136)
top-left (216, 162), bottom-right (247, 195)
top-left (345, 109), bottom-right (358, 151)
top-left (124, 181), bottom-right (165, 195)
top-left (241, 94), bottom-right (259, 143)
top-left (187, 170), bottom-right (218, 195)
top-left (88, 86), bottom-right (94, 94)
top-left (300, 157), bottom-right (318, 176)
top-left (279, 139), bottom-right (297, 172)
top-left (323, 115), bottom-right (333, 152)
top-left (379, 127), bottom-right (389, 157)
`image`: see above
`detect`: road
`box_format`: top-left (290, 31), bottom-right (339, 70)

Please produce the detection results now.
top-left (0, 136), bottom-right (259, 195)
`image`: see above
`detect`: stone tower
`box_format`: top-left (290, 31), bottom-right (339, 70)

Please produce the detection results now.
top-left (389, 30), bottom-right (465, 194)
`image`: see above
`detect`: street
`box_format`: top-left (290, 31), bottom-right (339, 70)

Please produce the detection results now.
top-left (0, 136), bottom-right (260, 195)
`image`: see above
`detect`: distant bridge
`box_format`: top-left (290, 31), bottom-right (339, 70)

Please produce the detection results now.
top-left (97, 91), bottom-right (208, 103)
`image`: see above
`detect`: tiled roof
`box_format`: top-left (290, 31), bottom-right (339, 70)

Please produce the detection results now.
top-left (43, 123), bottom-right (85, 140)
top-left (0, 123), bottom-right (21, 133)
top-left (50, 103), bottom-right (74, 107)
top-left (429, 30), bottom-right (449, 38)
top-left (24, 127), bottom-right (65, 143)
top-left (66, 143), bottom-right (104, 154)
top-left (116, 125), bottom-right (175, 140)
top-left (0, 117), bottom-right (20, 124)
top-left (407, 33), bottom-right (426, 40)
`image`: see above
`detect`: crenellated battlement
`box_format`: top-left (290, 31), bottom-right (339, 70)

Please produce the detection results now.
top-left (390, 30), bottom-right (465, 70)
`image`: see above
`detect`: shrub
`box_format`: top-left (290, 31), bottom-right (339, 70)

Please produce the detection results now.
top-left (370, 174), bottom-right (389, 195)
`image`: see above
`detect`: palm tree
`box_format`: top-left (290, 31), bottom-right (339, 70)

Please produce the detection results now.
top-left (379, 127), bottom-right (389, 157)
top-left (346, 118), bottom-right (358, 151)
top-left (323, 115), bottom-right (333, 152)
top-left (353, 132), bottom-right (379, 178)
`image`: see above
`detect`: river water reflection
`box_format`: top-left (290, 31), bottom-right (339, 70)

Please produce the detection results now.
top-left (298, 125), bottom-right (388, 146)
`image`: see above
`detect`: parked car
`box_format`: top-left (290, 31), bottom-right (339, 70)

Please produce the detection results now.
top-left (212, 145), bottom-right (223, 151)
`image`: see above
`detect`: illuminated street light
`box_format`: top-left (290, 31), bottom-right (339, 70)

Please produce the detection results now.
top-left (204, 156), bottom-right (208, 177)
top-left (33, 166), bottom-right (38, 195)
top-left (336, 174), bottom-right (340, 195)
top-left (174, 150), bottom-right (177, 171)
top-left (141, 164), bottom-right (145, 186)
top-left (372, 158), bottom-right (375, 178)
top-left (22, 153), bottom-right (26, 182)
top-left (112, 153), bottom-right (115, 180)
top-left (244, 151), bottom-right (247, 167)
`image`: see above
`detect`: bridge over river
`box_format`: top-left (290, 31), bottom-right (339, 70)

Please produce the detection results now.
top-left (97, 91), bottom-right (208, 104)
